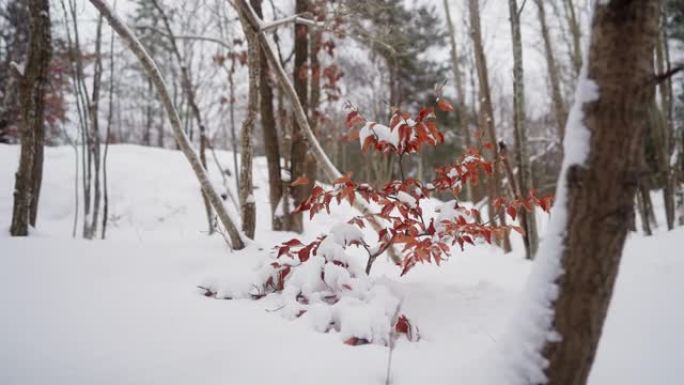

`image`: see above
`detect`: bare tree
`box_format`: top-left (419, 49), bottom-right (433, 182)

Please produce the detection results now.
top-left (236, 0), bottom-right (401, 263)
top-left (537, 2), bottom-right (660, 384)
top-left (88, 0), bottom-right (245, 249)
top-left (468, 0), bottom-right (512, 253)
top-left (10, 0), bottom-right (51, 236)
top-left (252, 0), bottom-right (284, 231)
top-left (288, 0), bottom-right (312, 233)
top-left (562, 0), bottom-right (583, 77)
top-left (535, 0), bottom-right (568, 143)
top-left (443, 0), bottom-right (474, 203)
top-left (101, 19), bottom-right (115, 239)
top-left (149, 0), bottom-right (215, 235)
top-left (86, 15), bottom-right (104, 239)
top-left (236, 3), bottom-right (259, 239)
top-left (507, 0), bottom-right (539, 259)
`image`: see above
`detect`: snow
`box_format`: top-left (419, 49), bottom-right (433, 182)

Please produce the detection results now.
top-left (1, 144), bottom-right (683, 384)
top-left (488, 19), bottom-right (601, 384)
top-left (359, 122), bottom-right (399, 148)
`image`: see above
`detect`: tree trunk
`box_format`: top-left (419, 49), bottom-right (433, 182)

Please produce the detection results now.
top-left (468, 0), bottom-right (512, 253)
top-left (508, 0), bottom-right (539, 259)
top-left (562, 0), bottom-right (583, 77)
top-left (443, 0), bottom-right (473, 203)
top-left (86, 15), bottom-right (104, 239)
top-left (102, 22), bottom-right (115, 240)
top-left (306, 18), bottom-right (321, 206)
top-left (237, 0), bottom-right (401, 263)
top-left (654, 16), bottom-right (675, 230)
top-left (150, 0), bottom-right (215, 235)
top-left (541, 2), bottom-right (659, 383)
top-left (237, 5), bottom-right (259, 239)
top-left (536, 0), bottom-right (568, 143)
top-left (10, 0), bottom-right (51, 236)
top-left (252, 0), bottom-right (283, 231)
top-left (89, 0), bottom-right (245, 249)
top-left (287, 0), bottom-right (311, 233)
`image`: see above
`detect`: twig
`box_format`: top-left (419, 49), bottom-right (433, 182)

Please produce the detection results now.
top-left (655, 63), bottom-right (684, 84)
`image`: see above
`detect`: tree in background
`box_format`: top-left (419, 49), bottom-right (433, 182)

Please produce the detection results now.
top-left (9, 0), bottom-right (52, 235)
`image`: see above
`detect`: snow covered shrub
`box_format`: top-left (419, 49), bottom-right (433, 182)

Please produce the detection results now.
top-left (254, 99), bottom-right (551, 346)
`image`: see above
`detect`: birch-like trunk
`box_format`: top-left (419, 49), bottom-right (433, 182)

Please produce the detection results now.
top-left (237, 4), bottom-right (259, 239)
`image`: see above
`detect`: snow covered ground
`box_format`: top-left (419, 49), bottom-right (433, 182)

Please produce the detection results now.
top-left (1, 144), bottom-right (682, 384)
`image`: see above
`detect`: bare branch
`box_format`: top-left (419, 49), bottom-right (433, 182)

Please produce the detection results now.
top-left (88, 0), bottom-right (246, 249)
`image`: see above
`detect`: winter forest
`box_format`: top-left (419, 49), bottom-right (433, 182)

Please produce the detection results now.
top-left (2, 0), bottom-right (683, 383)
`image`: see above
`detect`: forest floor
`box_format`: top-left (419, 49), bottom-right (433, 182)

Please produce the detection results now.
top-left (1, 144), bottom-right (682, 385)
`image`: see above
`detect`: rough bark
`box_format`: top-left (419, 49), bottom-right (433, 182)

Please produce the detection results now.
top-left (654, 17), bottom-right (675, 230)
top-left (287, 0), bottom-right (311, 233)
top-left (10, 0), bottom-right (51, 236)
top-left (536, 0), bottom-right (568, 143)
top-left (237, 5), bottom-right (259, 239)
top-left (89, 0), bottom-right (245, 249)
top-left (252, 0), bottom-right (283, 231)
top-left (542, 2), bottom-right (659, 384)
top-left (468, 0), bottom-right (512, 253)
top-left (508, 0), bottom-right (539, 259)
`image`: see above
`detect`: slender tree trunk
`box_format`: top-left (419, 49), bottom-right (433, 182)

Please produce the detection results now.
top-left (508, 0), bottom-right (539, 259)
top-left (150, 0), bottom-right (214, 235)
top-left (443, 0), bottom-right (473, 203)
top-left (237, 5), bottom-right (259, 239)
top-left (102, 22), bottom-right (115, 240)
top-left (228, 59), bottom-right (240, 195)
top-left (536, 0), bottom-right (568, 143)
top-left (10, 0), bottom-right (51, 236)
top-left (252, 0), bottom-right (283, 231)
top-left (286, 0), bottom-right (312, 233)
top-left (468, 0), bottom-right (512, 253)
top-left (89, 0), bottom-right (245, 249)
top-left (87, 15), bottom-right (104, 239)
top-left (237, 0), bottom-right (401, 263)
top-left (654, 16), bottom-right (675, 230)
top-left (143, 79), bottom-right (152, 146)
top-left (307, 18), bottom-right (321, 203)
top-left (562, 0), bottom-right (583, 77)
top-left (541, 2), bottom-right (659, 383)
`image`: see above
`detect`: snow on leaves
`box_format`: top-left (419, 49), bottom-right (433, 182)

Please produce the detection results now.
top-left (255, 101), bottom-right (552, 347)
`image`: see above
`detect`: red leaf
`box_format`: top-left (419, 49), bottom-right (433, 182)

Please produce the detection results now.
top-left (395, 315), bottom-right (411, 334)
top-left (507, 206), bottom-right (517, 221)
top-left (283, 238), bottom-right (303, 247)
top-left (437, 98), bottom-right (455, 112)
top-left (291, 175), bottom-right (310, 186)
